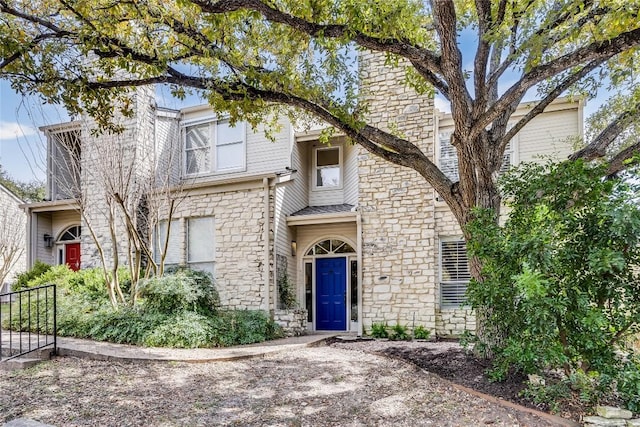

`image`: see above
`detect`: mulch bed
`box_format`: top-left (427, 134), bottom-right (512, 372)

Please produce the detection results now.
top-left (329, 337), bottom-right (586, 422)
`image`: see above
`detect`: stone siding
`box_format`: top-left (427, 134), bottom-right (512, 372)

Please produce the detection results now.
top-left (80, 86), bottom-right (156, 269)
top-left (171, 183), bottom-right (271, 310)
top-left (358, 52), bottom-right (438, 333)
top-left (273, 309), bottom-right (308, 336)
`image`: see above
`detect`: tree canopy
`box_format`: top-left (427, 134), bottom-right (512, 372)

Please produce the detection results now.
top-left (2, 0), bottom-right (640, 228)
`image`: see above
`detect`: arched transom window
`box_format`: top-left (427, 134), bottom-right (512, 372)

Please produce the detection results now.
top-left (306, 239), bottom-right (355, 256)
top-left (58, 226), bottom-right (81, 241)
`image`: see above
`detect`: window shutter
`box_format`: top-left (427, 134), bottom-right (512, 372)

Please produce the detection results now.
top-left (499, 141), bottom-right (514, 175)
top-left (438, 132), bottom-right (459, 182)
top-left (440, 240), bottom-right (470, 308)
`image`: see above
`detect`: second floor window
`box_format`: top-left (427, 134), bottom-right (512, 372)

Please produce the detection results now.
top-left (438, 130), bottom-right (516, 182)
top-left (315, 146), bottom-right (341, 188)
top-left (184, 119), bottom-right (245, 176)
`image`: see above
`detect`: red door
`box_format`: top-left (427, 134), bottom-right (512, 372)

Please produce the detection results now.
top-left (65, 243), bottom-right (81, 271)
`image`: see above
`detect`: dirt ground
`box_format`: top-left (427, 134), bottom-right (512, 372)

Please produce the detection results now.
top-left (0, 343), bottom-right (559, 426)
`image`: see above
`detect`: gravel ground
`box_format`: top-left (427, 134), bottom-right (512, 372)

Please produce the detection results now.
top-left (0, 342), bottom-right (559, 427)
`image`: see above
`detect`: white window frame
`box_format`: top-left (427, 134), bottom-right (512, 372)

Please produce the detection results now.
top-left (155, 219), bottom-right (181, 267)
top-left (439, 237), bottom-right (471, 309)
top-left (183, 118), bottom-right (246, 177)
top-left (313, 145), bottom-right (343, 190)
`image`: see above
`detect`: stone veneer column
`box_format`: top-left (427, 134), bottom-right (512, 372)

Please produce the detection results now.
top-left (358, 52), bottom-right (438, 333)
top-left (80, 86), bottom-right (156, 269)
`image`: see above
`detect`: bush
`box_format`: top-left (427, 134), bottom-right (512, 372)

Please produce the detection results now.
top-left (369, 322), bottom-right (389, 339)
top-left (137, 268), bottom-right (219, 315)
top-left (12, 261), bottom-right (52, 290)
top-left (466, 160), bottom-right (640, 410)
top-left (7, 267), bottom-right (281, 348)
top-left (389, 324), bottom-right (411, 341)
top-left (413, 325), bottom-right (431, 340)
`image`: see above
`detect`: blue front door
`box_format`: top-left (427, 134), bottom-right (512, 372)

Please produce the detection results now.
top-left (316, 257), bottom-right (347, 331)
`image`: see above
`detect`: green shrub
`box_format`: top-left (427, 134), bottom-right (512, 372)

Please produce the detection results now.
top-left (142, 311), bottom-right (214, 348)
top-left (210, 310), bottom-right (283, 347)
top-left (138, 268), bottom-right (219, 314)
top-left (413, 325), bottom-right (431, 340)
top-left (13, 261), bottom-right (52, 290)
top-left (389, 324), bottom-right (411, 341)
top-left (370, 322), bottom-right (389, 339)
top-left (466, 160), bottom-right (640, 410)
top-left (7, 267), bottom-right (281, 348)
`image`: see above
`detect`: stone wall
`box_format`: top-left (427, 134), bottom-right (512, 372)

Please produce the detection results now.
top-left (358, 51), bottom-right (438, 332)
top-left (273, 309), bottom-right (308, 337)
top-left (80, 86), bottom-right (156, 269)
top-left (170, 183), bottom-right (270, 310)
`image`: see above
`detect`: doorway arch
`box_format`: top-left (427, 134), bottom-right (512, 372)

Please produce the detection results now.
top-left (56, 225), bottom-right (81, 271)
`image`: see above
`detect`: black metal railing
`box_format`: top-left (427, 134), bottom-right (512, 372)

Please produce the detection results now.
top-left (0, 284), bottom-right (57, 362)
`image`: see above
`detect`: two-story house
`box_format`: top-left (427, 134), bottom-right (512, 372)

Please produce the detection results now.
top-left (22, 53), bottom-right (582, 336)
top-left (0, 182), bottom-right (26, 299)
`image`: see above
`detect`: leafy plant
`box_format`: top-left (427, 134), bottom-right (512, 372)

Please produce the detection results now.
top-left (137, 268), bottom-right (219, 315)
top-left (389, 324), bottom-right (411, 341)
top-left (466, 160), bottom-right (640, 410)
top-left (413, 325), bottom-right (431, 340)
top-left (277, 273), bottom-right (297, 309)
top-left (369, 322), bottom-right (389, 339)
top-left (12, 261), bottom-right (52, 290)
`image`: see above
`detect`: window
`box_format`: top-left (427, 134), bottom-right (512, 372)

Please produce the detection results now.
top-left (155, 217), bottom-right (216, 275)
top-left (440, 239), bottom-right (471, 308)
top-left (187, 217), bottom-right (215, 275)
top-left (185, 124), bottom-right (210, 175)
top-left (305, 239), bottom-right (355, 256)
top-left (156, 220), bottom-right (181, 265)
top-left (438, 131), bottom-right (516, 181)
top-left (184, 120), bottom-right (245, 175)
top-left (438, 131), bottom-right (458, 182)
top-left (315, 147), bottom-right (341, 188)
top-left (216, 120), bottom-right (244, 170)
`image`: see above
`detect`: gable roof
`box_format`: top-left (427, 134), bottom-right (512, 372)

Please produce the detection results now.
top-left (0, 182), bottom-right (25, 204)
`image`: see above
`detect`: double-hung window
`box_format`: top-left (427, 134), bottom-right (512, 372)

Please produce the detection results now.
top-left (439, 239), bottom-right (471, 308)
top-left (155, 217), bottom-right (215, 276)
top-left (438, 130), bottom-right (517, 181)
top-left (314, 146), bottom-right (341, 188)
top-left (184, 119), bottom-right (245, 176)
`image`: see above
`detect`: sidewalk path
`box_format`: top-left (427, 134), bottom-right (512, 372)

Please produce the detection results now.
top-left (54, 333), bottom-right (333, 362)
top-left (1, 330), bottom-right (334, 362)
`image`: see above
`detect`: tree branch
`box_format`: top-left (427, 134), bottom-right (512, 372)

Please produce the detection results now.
top-left (477, 26), bottom-right (640, 138)
top-left (571, 100), bottom-right (640, 161)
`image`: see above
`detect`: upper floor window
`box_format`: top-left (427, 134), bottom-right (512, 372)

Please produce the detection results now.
top-left (315, 146), bottom-right (341, 188)
top-left (438, 131), bottom-right (516, 182)
top-left (184, 119), bottom-right (245, 176)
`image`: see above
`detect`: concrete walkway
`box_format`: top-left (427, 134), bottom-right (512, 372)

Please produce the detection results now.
top-left (1, 330), bottom-right (334, 363)
top-left (55, 333), bottom-right (333, 362)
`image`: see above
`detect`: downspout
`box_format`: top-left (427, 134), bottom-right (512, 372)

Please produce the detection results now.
top-left (357, 211), bottom-right (363, 336)
top-left (263, 177), bottom-right (270, 312)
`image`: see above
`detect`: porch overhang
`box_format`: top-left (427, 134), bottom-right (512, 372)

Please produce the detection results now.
top-left (287, 204), bottom-right (357, 226)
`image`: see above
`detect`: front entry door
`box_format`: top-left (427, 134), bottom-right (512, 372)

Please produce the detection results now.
top-left (316, 257), bottom-right (347, 330)
top-left (65, 243), bottom-right (81, 271)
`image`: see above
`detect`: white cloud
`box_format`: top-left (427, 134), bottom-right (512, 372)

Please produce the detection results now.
top-left (0, 121), bottom-right (37, 140)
